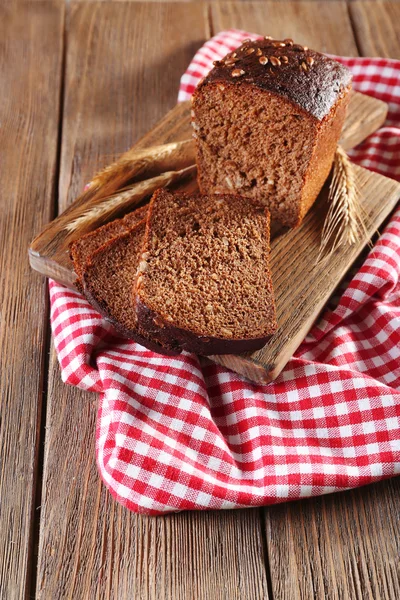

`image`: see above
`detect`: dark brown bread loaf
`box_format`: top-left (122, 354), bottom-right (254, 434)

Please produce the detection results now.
top-left (135, 189), bottom-right (277, 355)
top-left (81, 220), bottom-right (179, 355)
top-left (191, 37), bottom-right (352, 228)
top-left (70, 205), bottom-right (148, 288)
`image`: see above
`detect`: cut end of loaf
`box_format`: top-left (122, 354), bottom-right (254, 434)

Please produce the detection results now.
top-left (192, 82), bottom-right (315, 227)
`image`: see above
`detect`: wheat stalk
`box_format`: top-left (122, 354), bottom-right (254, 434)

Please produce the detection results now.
top-left (65, 165), bottom-right (196, 235)
top-left (317, 146), bottom-right (369, 263)
top-left (86, 139), bottom-right (195, 199)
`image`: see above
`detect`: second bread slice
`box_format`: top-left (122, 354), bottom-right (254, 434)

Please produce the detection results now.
top-left (82, 219), bottom-right (179, 355)
top-left (135, 189), bottom-right (277, 355)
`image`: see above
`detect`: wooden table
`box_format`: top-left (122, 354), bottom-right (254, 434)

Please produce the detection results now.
top-left (1, 1), bottom-right (400, 598)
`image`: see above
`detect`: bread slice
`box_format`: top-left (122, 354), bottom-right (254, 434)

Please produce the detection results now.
top-left (70, 205), bottom-right (148, 288)
top-left (81, 219), bottom-right (179, 355)
top-left (191, 37), bottom-right (352, 228)
top-left (135, 189), bottom-right (277, 355)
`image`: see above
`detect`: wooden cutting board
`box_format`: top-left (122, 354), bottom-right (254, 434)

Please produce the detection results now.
top-left (29, 91), bottom-right (400, 383)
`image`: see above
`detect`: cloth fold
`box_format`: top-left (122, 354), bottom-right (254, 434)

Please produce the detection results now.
top-left (50, 30), bottom-right (400, 514)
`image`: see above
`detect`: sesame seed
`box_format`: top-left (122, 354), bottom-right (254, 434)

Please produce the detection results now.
top-left (264, 35), bottom-right (273, 40)
top-left (301, 61), bottom-right (308, 72)
top-left (256, 48), bottom-right (262, 56)
top-left (224, 58), bottom-right (239, 66)
top-left (270, 56), bottom-right (281, 66)
top-left (232, 68), bottom-right (245, 77)
top-left (245, 47), bottom-right (255, 55)
top-left (306, 56), bottom-right (314, 66)
top-left (281, 56), bottom-right (289, 63)
top-left (242, 38), bottom-right (251, 43)
top-left (259, 56), bottom-right (268, 65)
top-left (303, 46), bottom-right (309, 51)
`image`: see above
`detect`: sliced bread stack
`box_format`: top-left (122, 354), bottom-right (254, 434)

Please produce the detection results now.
top-left (70, 189), bottom-right (277, 356)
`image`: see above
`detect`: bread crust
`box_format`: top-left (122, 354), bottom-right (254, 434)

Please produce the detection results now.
top-left (82, 276), bottom-right (179, 356)
top-left (136, 297), bottom-right (273, 355)
top-left (197, 38), bottom-right (352, 121)
top-left (81, 224), bottom-right (180, 356)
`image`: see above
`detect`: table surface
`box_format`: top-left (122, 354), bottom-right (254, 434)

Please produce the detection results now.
top-left (1, 1), bottom-right (400, 599)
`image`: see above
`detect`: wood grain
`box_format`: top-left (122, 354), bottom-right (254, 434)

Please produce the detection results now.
top-left (350, 0), bottom-right (400, 59)
top-left (264, 478), bottom-right (400, 600)
top-left (211, 0), bottom-right (358, 56)
top-left (36, 4), bottom-right (270, 599)
top-left (0, 3), bottom-right (64, 599)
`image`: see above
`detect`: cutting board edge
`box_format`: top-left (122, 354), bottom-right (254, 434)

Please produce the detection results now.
top-left (213, 168), bottom-right (400, 383)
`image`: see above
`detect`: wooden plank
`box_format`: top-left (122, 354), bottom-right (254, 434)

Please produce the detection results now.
top-left (36, 3), bottom-right (270, 599)
top-left (264, 479), bottom-right (400, 600)
top-left (28, 88), bottom-right (388, 288)
top-left (0, 3), bottom-right (64, 599)
top-left (211, 0), bottom-right (359, 56)
top-left (350, 0), bottom-right (400, 59)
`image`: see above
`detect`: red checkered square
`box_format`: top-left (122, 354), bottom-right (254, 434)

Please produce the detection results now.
top-left (49, 30), bottom-right (400, 514)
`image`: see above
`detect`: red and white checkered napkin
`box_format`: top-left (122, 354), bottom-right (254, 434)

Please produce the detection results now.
top-left (50, 30), bottom-right (400, 514)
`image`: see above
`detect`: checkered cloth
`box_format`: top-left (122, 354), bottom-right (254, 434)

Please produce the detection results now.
top-left (50, 30), bottom-right (400, 514)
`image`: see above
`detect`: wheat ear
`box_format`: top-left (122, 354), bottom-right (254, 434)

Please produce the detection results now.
top-left (317, 146), bottom-right (369, 263)
top-left (86, 139), bottom-right (195, 198)
top-left (65, 165), bottom-right (196, 235)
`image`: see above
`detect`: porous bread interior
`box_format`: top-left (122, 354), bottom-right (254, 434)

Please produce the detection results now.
top-left (193, 82), bottom-right (317, 227)
top-left (83, 221), bottom-right (145, 332)
top-left (70, 205), bottom-right (147, 283)
top-left (137, 191), bottom-right (276, 340)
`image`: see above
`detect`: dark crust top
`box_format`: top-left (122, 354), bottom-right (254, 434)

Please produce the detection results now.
top-left (197, 37), bottom-right (352, 121)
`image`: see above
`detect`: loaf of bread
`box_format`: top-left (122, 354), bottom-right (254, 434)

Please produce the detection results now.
top-left (191, 37), bottom-right (352, 228)
top-left (135, 189), bottom-right (277, 355)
